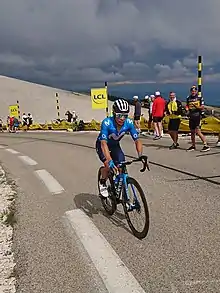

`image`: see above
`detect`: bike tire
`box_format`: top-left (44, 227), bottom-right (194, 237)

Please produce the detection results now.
top-left (122, 177), bottom-right (149, 239)
top-left (97, 167), bottom-right (117, 216)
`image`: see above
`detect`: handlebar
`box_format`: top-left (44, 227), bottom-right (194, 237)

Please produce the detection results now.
top-left (118, 155), bottom-right (150, 172)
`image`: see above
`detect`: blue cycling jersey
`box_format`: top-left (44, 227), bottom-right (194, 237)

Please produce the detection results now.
top-left (97, 116), bottom-right (139, 147)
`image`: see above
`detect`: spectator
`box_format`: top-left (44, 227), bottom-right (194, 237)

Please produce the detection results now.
top-left (165, 92), bottom-right (183, 149)
top-left (0, 118), bottom-right (3, 132)
top-left (152, 91), bottom-right (166, 140)
top-left (72, 111), bottom-right (78, 122)
top-left (186, 86), bottom-right (210, 152)
top-left (143, 95), bottom-right (149, 108)
top-left (9, 116), bottom-right (14, 132)
top-left (147, 95), bottom-right (155, 134)
top-left (7, 116), bottom-right (10, 132)
top-left (133, 96), bottom-right (142, 133)
top-left (28, 113), bottom-right (33, 126)
top-left (13, 116), bottom-right (19, 132)
top-left (22, 113), bottom-right (28, 129)
top-left (65, 110), bottom-right (73, 122)
top-left (216, 133), bottom-right (220, 147)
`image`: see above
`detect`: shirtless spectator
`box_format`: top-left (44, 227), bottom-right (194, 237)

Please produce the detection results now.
top-left (152, 91), bottom-right (166, 140)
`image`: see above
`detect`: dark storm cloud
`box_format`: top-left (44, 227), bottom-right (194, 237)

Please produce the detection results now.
top-left (1, 0), bottom-right (220, 88)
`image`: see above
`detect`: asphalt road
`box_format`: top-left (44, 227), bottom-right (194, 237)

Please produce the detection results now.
top-left (0, 131), bottom-right (220, 293)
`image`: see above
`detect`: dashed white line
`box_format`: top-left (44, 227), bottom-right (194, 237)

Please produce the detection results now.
top-left (19, 155), bottom-right (38, 166)
top-left (34, 169), bottom-right (64, 195)
top-left (5, 148), bottom-right (19, 154)
top-left (64, 208), bottom-right (146, 293)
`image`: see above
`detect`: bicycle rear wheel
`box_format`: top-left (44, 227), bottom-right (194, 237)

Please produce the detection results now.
top-left (122, 177), bottom-right (149, 239)
top-left (97, 167), bottom-right (117, 215)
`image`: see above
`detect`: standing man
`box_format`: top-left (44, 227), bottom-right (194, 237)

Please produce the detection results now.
top-left (152, 91), bottom-right (166, 140)
top-left (147, 95), bottom-right (155, 134)
top-left (133, 96), bottom-right (142, 133)
top-left (186, 85), bottom-right (210, 152)
top-left (165, 92), bottom-right (183, 149)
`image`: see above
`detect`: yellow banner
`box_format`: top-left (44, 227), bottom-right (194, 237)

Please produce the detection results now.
top-left (9, 105), bottom-right (19, 118)
top-left (91, 88), bottom-right (108, 109)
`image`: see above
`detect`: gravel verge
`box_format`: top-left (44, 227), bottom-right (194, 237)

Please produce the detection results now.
top-left (0, 164), bottom-right (16, 293)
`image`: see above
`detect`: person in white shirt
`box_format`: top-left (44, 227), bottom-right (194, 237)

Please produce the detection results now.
top-left (22, 113), bottom-right (28, 126)
top-left (147, 95), bottom-right (155, 134)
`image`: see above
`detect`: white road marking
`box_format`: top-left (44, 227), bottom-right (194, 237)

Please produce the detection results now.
top-left (64, 208), bottom-right (146, 293)
top-left (5, 148), bottom-right (19, 154)
top-left (19, 155), bottom-right (38, 166)
top-left (35, 169), bottom-right (64, 194)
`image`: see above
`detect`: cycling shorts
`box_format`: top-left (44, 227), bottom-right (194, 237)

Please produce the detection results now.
top-left (95, 140), bottom-right (125, 166)
top-left (189, 115), bottom-right (201, 130)
top-left (168, 118), bottom-right (181, 132)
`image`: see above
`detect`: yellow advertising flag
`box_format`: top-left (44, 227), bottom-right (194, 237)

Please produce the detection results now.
top-left (91, 88), bottom-right (108, 109)
top-left (9, 105), bottom-right (19, 118)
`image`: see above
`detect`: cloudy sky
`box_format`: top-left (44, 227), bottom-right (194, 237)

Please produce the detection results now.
top-left (1, 0), bottom-right (220, 89)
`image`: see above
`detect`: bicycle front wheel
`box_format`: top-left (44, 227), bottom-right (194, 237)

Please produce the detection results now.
top-left (97, 167), bottom-right (117, 216)
top-left (122, 177), bottom-right (149, 239)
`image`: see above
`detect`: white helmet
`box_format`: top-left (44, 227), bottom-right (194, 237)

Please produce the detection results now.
top-left (112, 99), bottom-right (130, 113)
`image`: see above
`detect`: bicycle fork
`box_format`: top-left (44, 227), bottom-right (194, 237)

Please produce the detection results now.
top-left (123, 175), bottom-right (141, 212)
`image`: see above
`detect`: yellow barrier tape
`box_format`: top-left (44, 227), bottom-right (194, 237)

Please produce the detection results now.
top-left (1, 115), bottom-right (219, 133)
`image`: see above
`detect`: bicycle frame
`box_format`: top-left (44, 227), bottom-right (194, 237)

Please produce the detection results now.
top-left (113, 167), bottom-right (140, 208)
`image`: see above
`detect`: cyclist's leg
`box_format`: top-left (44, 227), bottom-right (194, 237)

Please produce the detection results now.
top-left (110, 144), bottom-right (125, 167)
top-left (96, 139), bottom-right (110, 179)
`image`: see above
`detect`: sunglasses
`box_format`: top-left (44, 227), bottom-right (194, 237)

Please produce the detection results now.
top-left (115, 113), bottom-right (128, 119)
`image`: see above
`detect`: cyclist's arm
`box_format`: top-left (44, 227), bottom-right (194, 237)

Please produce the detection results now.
top-left (99, 119), bottom-right (112, 162)
top-left (128, 119), bottom-right (143, 157)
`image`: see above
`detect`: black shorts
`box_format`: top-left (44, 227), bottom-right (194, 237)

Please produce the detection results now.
top-left (168, 118), bottom-right (180, 131)
top-left (189, 115), bottom-right (201, 130)
top-left (134, 115), bottom-right (140, 121)
top-left (153, 116), bottom-right (163, 123)
top-left (148, 114), bottom-right (152, 123)
top-left (95, 140), bottom-right (125, 166)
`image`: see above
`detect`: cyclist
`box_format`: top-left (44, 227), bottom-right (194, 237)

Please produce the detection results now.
top-left (96, 98), bottom-right (144, 198)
